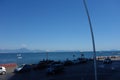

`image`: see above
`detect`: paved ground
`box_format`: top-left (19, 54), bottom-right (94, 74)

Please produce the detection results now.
top-left (0, 61), bottom-right (120, 80)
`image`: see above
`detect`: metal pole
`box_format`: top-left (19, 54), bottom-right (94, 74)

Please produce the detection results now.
top-left (82, 0), bottom-right (97, 80)
top-left (46, 52), bottom-right (48, 60)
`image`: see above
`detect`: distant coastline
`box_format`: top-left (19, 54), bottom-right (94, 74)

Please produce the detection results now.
top-left (0, 48), bottom-right (120, 54)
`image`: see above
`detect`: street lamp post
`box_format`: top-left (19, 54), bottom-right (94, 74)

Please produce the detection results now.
top-left (17, 53), bottom-right (22, 66)
top-left (83, 0), bottom-right (97, 80)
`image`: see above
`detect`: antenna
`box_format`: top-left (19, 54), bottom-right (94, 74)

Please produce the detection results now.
top-left (82, 0), bottom-right (97, 80)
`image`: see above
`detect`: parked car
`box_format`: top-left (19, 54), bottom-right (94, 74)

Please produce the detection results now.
top-left (35, 60), bottom-right (54, 70)
top-left (72, 60), bottom-right (80, 64)
top-left (47, 63), bottom-right (64, 75)
top-left (64, 60), bottom-right (74, 66)
top-left (50, 61), bottom-right (64, 65)
top-left (103, 57), bottom-right (112, 64)
top-left (0, 66), bottom-right (6, 75)
top-left (78, 58), bottom-right (87, 63)
top-left (14, 64), bottom-right (31, 73)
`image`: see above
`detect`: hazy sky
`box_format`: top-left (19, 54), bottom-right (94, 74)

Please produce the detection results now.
top-left (0, 0), bottom-right (120, 51)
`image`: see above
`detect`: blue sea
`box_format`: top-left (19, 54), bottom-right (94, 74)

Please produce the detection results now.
top-left (0, 51), bottom-right (120, 65)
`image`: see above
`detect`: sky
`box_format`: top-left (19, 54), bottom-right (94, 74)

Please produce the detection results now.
top-left (0, 0), bottom-right (120, 51)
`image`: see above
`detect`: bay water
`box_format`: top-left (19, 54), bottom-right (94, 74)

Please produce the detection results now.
top-left (0, 51), bottom-right (119, 65)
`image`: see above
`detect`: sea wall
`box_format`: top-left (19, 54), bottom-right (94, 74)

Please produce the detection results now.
top-left (96, 56), bottom-right (120, 60)
top-left (0, 63), bottom-right (17, 67)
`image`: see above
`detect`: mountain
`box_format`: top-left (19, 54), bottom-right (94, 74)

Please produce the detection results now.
top-left (0, 48), bottom-right (45, 53)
